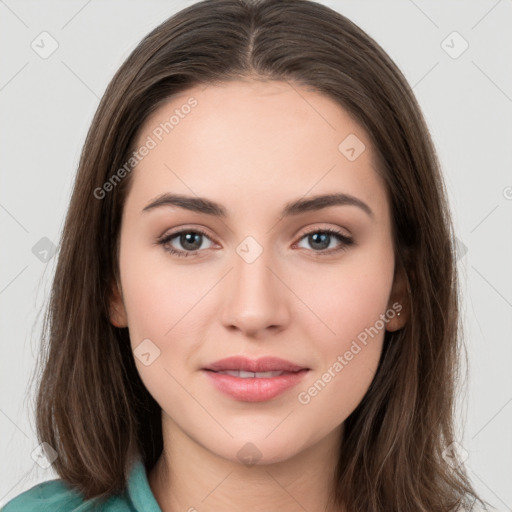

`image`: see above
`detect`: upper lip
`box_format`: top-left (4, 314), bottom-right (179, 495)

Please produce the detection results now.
top-left (203, 356), bottom-right (309, 373)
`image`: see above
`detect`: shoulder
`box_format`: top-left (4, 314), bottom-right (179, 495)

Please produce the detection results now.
top-left (1, 478), bottom-right (135, 512)
top-left (1, 478), bottom-right (84, 512)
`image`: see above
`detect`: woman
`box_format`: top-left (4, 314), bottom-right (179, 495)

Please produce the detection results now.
top-left (2, 0), bottom-right (491, 510)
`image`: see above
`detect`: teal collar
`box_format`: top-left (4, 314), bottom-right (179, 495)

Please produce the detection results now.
top-left (126, 457), bottom-right (163, 512)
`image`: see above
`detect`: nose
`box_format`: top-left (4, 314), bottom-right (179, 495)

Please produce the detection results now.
top-left (220, 245), bottom-right (290, 337)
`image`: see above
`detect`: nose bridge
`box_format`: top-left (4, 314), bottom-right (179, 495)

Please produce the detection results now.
top-left (221, 235), bottom-right (288, 334)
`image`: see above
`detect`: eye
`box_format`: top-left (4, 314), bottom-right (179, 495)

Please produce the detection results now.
top-left (156, 227), bottom-right (214, 258)
top-left (295, 227), bottom-right (354, 256)
top-left (156, 226), bottom-right (354, 259)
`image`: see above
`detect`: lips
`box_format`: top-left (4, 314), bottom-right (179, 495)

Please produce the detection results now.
top-left (203, 356), bottom-right (309, 374)
top-left (202, 356), bottom-right (311, 401)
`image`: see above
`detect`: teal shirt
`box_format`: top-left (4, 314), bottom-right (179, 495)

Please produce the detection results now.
top-left (1, 457), bottom-right (162, 511)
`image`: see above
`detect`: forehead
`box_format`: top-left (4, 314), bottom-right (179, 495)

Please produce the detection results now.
top-left (128, 80), bottom-right (388, 219)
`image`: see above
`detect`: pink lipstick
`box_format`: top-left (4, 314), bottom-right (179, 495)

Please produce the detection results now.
top-left (202, 356), bottom-right (310, 402)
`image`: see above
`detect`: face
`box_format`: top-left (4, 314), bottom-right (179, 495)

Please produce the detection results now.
top-left (110, 79), bottom-right (407, 465)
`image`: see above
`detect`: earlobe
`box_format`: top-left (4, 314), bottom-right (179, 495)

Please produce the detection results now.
top-left (385, 263), bottom-right (410, 332)
top-left (108, 279), bottom-right (128, 328)
top-left (386, 305), bottom-right (406, 332)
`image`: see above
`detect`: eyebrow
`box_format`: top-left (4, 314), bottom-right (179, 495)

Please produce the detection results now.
top-left (142, 192), bottom-right (374, 219)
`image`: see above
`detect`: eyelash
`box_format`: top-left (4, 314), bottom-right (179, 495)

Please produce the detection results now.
top-left (156, 226), bottom-right (354, 258)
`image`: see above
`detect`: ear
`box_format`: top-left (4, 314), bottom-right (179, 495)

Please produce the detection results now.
top-left (108, 278), bottom-right (128, 328)
top-left (385, 261), bottom-right (409, 332)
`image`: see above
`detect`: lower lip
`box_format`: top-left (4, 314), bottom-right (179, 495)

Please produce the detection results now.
top-left (202, 369), bottom-right (309, 402)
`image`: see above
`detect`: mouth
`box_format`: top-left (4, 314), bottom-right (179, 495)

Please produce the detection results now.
top-left (201, 356), bottom-right (310, 402)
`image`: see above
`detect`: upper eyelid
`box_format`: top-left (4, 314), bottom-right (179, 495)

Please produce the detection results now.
top-left (160, 224), bottom-right (351, 242)
top-left (159, 225), bottom-right (215, 243)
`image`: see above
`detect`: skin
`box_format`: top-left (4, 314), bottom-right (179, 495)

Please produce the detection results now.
top-left (109, 79), bottom-right (409, 512)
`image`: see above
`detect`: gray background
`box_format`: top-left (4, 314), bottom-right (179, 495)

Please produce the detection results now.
top-left (1, 0), bottom-right (511, 509)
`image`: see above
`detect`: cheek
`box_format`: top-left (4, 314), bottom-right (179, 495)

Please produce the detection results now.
top-left (119, 238), bottom-right (202, 341)
top-left (119, 239), bottom-right (210, 392)
top-left (292, 248), bottom-right (394, 416)
top-left (293, 284), bottom-right (390, 437)
top-left (119, 248), bottom-right (200, 412)
top-left (293, 248), bottom-right (395, 350)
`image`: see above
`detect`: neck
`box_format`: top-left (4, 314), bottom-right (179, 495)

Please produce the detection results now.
top-left (148, 413), bottom-right (344, 512)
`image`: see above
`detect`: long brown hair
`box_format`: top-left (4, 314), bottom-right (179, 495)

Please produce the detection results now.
top-left (31, 0), bottom-right (489, 510)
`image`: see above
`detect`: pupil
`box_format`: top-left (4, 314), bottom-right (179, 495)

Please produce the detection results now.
top-left (310, 233), bottom-right (329, 250)
top-left (182, 232), bottom-right (201, 250)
